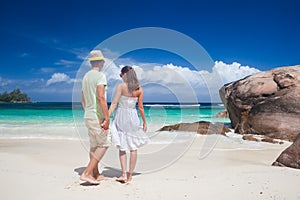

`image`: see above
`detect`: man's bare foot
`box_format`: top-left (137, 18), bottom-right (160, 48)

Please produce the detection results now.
top-left (116, 176), bottom-right (127, 184)
top-left (80, 174), bottom-right (100, 185)
top-left (95, 174), bottom-right (107, 181)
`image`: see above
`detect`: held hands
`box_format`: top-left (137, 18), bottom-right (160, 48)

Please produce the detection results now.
top-left (100, 119), bottom-right (110, 130)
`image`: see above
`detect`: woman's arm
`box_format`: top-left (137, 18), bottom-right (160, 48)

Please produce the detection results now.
top-left (137, 87), bottom-right (147, 132)
top-left (108, 84), bottom-right (122, 116)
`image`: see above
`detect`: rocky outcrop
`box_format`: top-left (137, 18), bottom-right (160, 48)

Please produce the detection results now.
top-left (272, 133), bottom-right (300, 169)
top-left (158, 121), bottom-right (231, 135)
top-left (219, 66), bottom-right (300, 142)
top-left (242, 134), bottom-right (284, 144)
top-left (214, 110), bottom-right (229, 118)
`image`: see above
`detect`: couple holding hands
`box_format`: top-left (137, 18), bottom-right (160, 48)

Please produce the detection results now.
top-left (80, 50), bottom-right (149, 185)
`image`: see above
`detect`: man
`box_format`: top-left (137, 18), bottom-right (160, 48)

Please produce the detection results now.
top-left (80, 50), bottom-right (111, 185)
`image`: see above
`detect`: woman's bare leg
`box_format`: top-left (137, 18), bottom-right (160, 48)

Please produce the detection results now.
top-left (116, 150), bottom-right (127, 183)
top-left (127, 150), bottom-right (137, 182)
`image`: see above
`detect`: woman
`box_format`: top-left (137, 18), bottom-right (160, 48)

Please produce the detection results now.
top-left (109, 66), bottom-right (149, 183)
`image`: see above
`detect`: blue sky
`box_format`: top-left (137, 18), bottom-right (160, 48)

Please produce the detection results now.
top-left (0, 0), bottom-right (299, 102)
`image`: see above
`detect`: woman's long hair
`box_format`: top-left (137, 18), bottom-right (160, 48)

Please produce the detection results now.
top-left (121, 66), bottom-right (140, 94)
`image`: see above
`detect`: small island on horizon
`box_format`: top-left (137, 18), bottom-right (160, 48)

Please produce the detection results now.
top-left (0, 88), bottom-right (31, 103)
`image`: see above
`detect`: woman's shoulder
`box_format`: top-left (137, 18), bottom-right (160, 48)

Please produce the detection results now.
top-left (136, 86), bottom-right (143, 92)
top-left (133, 86), bottom-right (143, 97)
top-left (117, 83), bottom-right (127, 94)
top-left (118, 82), bottom-right (127, 89)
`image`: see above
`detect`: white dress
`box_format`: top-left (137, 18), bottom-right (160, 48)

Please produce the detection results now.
top-left (111, 96), bottom-right (150, 151)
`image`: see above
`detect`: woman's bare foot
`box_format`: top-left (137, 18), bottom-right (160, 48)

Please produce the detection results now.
top-left (80, 174), bottom-right (100, 185)
top-left (116, 175), bottom-right (127, 184)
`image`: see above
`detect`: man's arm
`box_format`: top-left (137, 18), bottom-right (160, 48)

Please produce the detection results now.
top-left (97, 84), bottom-right (110, 130)
top-left (81, 91), bottom-right (86, 110)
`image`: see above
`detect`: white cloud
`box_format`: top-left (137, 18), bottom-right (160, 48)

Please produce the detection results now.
top-left (0, 76), bottom-right (7, 87)
top-left (102, 48), bottom-right (121, 59)
top-left (70, 47), bottom-right (122, 61)
top-left (40, 67), bottom-right (56, 73)
top-left (213, 61), bottom-right (260, 83)
top-left (69, 48), bottom-right (90, 60)
top-left (54, 59), bottom-right (80, 67)
top-left (104, 61), bottom-right (261, 102)
top-left (20, 53), bottom-right (29, 58)
top-left (0, 75), bottom-right (77, 101)
top-left (46, 73), bottom-right (75, 86)
top-left (1, 60), bottom-right (261, 102)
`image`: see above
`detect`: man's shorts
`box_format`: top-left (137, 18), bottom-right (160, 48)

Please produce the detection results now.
top-left (84, 118), bottom-right (111, 148)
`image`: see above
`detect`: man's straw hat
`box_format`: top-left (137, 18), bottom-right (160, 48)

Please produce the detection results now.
top-left (89, 50), bottom-right (105, 61)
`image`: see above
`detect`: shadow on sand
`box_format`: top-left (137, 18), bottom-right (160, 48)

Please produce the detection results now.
top-left (74, 166), bottom-right (141, 186)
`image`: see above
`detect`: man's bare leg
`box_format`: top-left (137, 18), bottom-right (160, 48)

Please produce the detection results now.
top-left (93, 165), bottom-right (106, 181)
top-left (80, 155), bottom-right (100, 184)
top-left (80, 146), bottom-right (108, 184)
top-left (88, 147), bottom-right (106, 181)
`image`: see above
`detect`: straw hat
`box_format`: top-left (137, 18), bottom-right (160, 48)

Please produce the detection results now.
top-left (89, 50), bottom-right (105, 61)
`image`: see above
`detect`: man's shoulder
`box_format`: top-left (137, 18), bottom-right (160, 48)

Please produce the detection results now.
top-left (98, 71), bottom-right (106, 76)
top-left (83, 70), bottom-right (93, 77)
top-left (92, 70), bottom-right (105, 77)
top-left (85, 70), bottom-right (105, 78)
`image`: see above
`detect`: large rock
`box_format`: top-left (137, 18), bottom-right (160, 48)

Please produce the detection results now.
top-left (219, 65), bottom-right (300, 141)
top-left (158, 121), bottom-right (231, 135)
top-left (214, 109), bottom-right (229, 118)
top-left (272, 133), bottom-right (300, 169)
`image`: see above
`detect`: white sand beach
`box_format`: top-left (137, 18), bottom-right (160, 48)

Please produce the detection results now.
top-left (1, 134), bottom-right (299, 200)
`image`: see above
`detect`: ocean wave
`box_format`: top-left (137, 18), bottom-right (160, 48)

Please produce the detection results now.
top-left (144, 104), bottom-right (201, 108)
top-left (0, 136), bottom-right (82, 141)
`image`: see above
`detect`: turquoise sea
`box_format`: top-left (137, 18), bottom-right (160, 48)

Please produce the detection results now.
top-left (0, 102), bottom-right (229, 140)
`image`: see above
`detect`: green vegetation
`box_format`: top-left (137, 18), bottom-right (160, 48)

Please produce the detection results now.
top-left (0, 88), bottom-right (31, 102)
